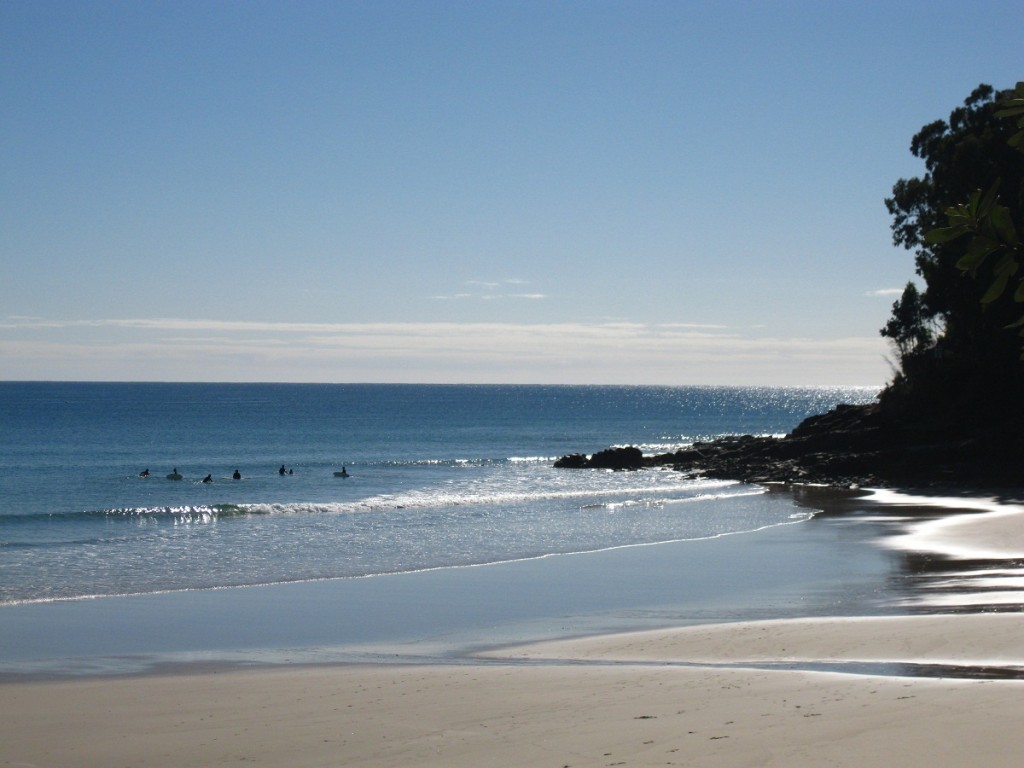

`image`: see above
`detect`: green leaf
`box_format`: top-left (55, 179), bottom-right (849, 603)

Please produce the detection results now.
top-left (958, 236), bottom-right (1002, 275)
top-left (977, 182), bottom-right (1002, 218)
top-left (981, 272), bottom-right (1010, 304)
top-left (956, 253), bottom-right (981, 273)
top-left (965, 188), bottom-right (983, 217)
top-left (942, 201), bottom-right (975, 225)
top-left (956, 254), bottom-right (983, 274)
top-left (926, 224), bottom-right (970, 244)
top-left (956, 243), bottom-right (997, 275)
top-left (995, 104), bottom-right (1024, 119)
top-left (990, 205), bottom-right (1018, 244)
top-left (993, 252), bottom-right (1019, 277)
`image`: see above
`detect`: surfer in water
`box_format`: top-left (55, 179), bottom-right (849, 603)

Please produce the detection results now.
top-left (139, 468), bottom-right (150, 477)
top-left (232, 469), bottom-right (241, 480)
top-left (202, 474), bottom-right (213, 483)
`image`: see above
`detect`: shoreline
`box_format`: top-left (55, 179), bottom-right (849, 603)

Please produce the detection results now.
top-left (3, 488), bottom-right (1024, 766)
top-left (0, 483), bottom-right (905, 680)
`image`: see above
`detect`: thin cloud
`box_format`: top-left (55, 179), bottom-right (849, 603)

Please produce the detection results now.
top-left (866, 288), bottom-right (906, 298)
top-left (0, 315), bottom-right (890, 386)
top-left (430, 278), bottom-right (546, 302)
top-left (465, 278), bottom-right (530, 287)
top-left (656, 322), bottom-right (730, 331)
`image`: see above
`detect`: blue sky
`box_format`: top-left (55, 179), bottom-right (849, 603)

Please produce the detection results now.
top-left (2, 1), bottom-right (1021, 385)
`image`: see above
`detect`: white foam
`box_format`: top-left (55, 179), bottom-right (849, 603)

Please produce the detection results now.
top-left (896, 592), bottom-right (1024, 608)
top-left (867, 489), bottom-right (1024, 560)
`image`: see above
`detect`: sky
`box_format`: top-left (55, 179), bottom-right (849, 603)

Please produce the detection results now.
top-left (2, 1), bottom-right (1021, 386)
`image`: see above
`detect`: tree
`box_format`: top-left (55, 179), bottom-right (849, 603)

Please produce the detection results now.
top-left (882, 83), bottom-right (1024, 430)
top-left (927, 82), bottom-right (1024, 336)
top-left (880, 281), bottom-right (934, 364)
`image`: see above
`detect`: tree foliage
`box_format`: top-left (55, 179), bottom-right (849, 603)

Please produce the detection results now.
top-left (880, 281), bottom-right (933, 364)
top-left (927, 82), bottom-right (1024, 329)
top-left (881, 82), bottom-right (1024, 430)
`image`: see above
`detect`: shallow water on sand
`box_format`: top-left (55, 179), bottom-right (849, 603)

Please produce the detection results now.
top-left (1, 487), bottom-right (922, 677)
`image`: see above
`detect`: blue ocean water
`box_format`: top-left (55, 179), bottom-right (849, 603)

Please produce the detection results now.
top-left (0, 383), bottom-right (878, 607)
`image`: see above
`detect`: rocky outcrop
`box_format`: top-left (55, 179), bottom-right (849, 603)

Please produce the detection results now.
top-left (555, 402), bottom-right (1023, 489)
top-left (554, 446), bottom-right (644, 470)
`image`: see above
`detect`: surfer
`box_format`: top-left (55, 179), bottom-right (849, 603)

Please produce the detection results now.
top-left (232, 469), bottom-right (241, 480)
top-left (167, 468), bottom-right (183, 480)
top-left (334, 466), bottom-right (349, 478)
top-left (279, 465), bottom-right (287, 475)
top-left (139, 468), bottom-right (149, 477)
top-left (202, 474), bottom-right (213, 484)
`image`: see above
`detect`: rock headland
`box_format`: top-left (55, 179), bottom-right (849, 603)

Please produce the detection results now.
top-left (555, 402), bottom-right (1022, 489)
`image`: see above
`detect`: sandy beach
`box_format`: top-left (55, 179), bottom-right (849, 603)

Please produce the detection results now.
top-left (3, 491), bottom-right (1024, 767)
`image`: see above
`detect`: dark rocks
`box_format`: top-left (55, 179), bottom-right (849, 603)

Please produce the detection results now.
top-left (554, 402), bottom-right (1024, 489)
top-left (554, 446), bottom-right (644, 470)
top-left (552, 453), bottom-right (590, 469)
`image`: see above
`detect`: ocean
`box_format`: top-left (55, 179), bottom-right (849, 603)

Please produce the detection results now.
top-left (0, 382), bottom-right (878, 606)
top-left (1, 382), bottom-right (900, 675)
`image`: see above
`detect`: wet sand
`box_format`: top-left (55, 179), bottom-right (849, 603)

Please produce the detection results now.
top-left (3, 489), bottom-right (1024, 767)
